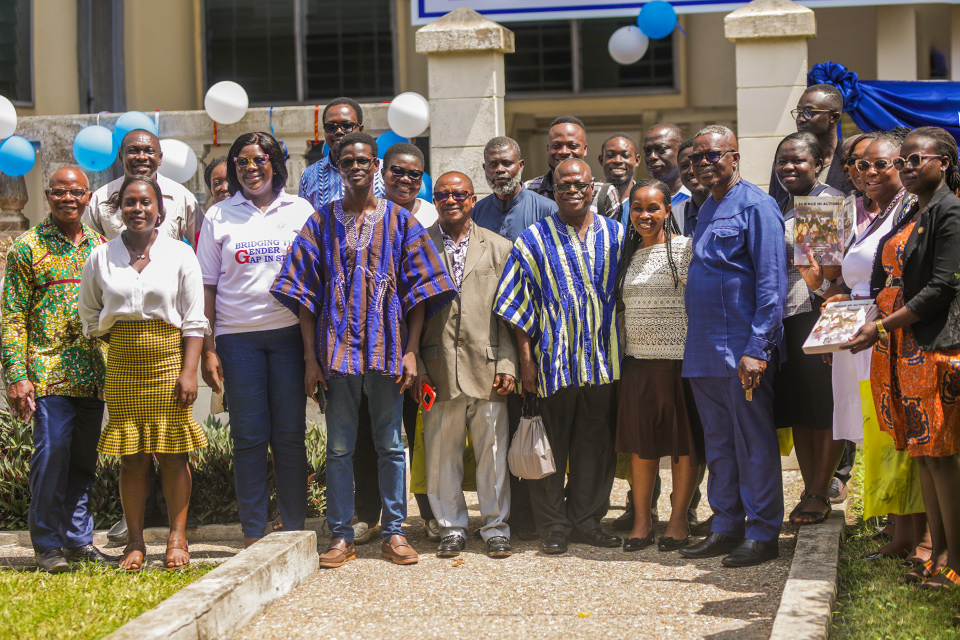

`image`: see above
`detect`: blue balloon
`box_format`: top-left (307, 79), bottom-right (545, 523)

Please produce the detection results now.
top-left (113, 110), bottom-right (158, 151)
top-left (73, 125), bottom-right (116, 172)
top-left (637, 1), bottom-right (677, 39)
top-left (376, 131), bottom-right (408, 159)
top-left (0, 136), bottom-right (36, 177)
top-left (418, 172), bottom-right (433, 201)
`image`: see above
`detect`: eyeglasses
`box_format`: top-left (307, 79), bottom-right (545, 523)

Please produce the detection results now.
top-left (233, 155), bottom-right (270, 169)
top-left (791, 108), bottom-right (835, 121)
top-left (323, 121), bottom-right (358, 134)
top-left (855, 158), bottom-right (895, 172)
top-left (47, 188), bottom-right (87, 199)
top-left (339, 157), bottom-right (374, 170)
top-left (842, 156), bottom-right (860, 167)
top-left (892, 153), bottom-right (942, 172)
top-left (689, 150), bottom-right (735, 165)
top-left (389, 166), bottom-right (424, 181)
top-left (555, 182), bottom-right (591, 193)
top-left (433, 191), bottom-right (473, 203)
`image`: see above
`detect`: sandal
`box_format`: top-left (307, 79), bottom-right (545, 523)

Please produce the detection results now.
top-left (918, 567), bottom-right (960, 591)
top-left (120, 542), bottom-right (146, 572)
top-left (901, 560), bottom-right (938, 584)
top-left (165, 540), bottom-right (190, 570)
top-left (788, 490), bottom-right (808, 524)
top-left (793, 493), bottom-right (832, 526)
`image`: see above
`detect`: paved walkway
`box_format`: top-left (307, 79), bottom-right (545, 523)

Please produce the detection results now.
top-left (231, 471), bottom-right (804, 640)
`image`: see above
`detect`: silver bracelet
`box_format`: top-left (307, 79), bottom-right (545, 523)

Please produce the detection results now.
top-left (814, 277), bottom-right (832, 297)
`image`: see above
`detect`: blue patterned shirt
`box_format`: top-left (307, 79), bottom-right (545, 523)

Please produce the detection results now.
top-left (298, 157), bottom-right (386, 210)
top-left (494, 213), bottom-right (624, 397)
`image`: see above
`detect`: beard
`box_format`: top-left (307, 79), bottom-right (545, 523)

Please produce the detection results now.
top-left (486, 172), bottom-right (523, 197)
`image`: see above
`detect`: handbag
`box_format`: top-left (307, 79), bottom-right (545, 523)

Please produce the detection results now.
top-left (507, 393), bottom-right (556, 480)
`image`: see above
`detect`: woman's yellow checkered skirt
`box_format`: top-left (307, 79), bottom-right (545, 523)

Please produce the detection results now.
top-left (98, 319), bottom-right (207, 456)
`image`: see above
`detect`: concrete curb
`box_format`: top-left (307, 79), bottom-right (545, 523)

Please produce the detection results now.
top-left (769, 502), bottom-right (846, 640)
top-left (105, 530), bottom-right (318, 640)
top-left (0, 517), bottom-right (328, 548)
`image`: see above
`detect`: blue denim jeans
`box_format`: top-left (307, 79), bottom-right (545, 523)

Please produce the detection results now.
top-left (325, 373), bottom-right (406, 541)
top-left (216, 325), bottom-right (308, 539)
top-left (29, 396), bottom-right (104, 553)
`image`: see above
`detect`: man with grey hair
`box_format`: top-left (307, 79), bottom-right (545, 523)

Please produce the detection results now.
top-left (679, 124), bottom-right (786, 568)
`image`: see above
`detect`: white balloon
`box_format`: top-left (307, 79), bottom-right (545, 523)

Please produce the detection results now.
top-left (608, 26), bottom-right (650, 65)
top-left (387, 92), bottom-right (430, 139)
top-left (0, 96), bottom-right (16, 139)
top-left (157, 139), bottom-right (198, 184)
top-left (204, 81), bottom-right (249, 125)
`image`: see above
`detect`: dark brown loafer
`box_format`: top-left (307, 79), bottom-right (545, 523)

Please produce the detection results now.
top-left (381, 535), bottom-right (419, 565)
top-left (318, 538), bottom-right (357, 568)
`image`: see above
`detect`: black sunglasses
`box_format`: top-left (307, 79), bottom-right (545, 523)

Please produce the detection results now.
top-left (389, 166), bottom-right (424, 181)
top-left (690, 150), bottom-right (736, 165)
top-left (555, 182), bottom-right (591, 193)
top-left (339, 157), bottom-right (374, 170)
top-left (434, 191), bottom-right (473, 203)
top-left (323, 121), bottom-right (358, 134)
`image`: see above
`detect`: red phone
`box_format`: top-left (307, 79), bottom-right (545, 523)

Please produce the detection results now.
top-left (421, 383), bottom-right (436, 411)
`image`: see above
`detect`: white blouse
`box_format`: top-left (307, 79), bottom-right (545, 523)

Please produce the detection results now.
top-left (622, 236), bottom-right (692, 360)
top-left (79, 235), bottom-right (209, 338)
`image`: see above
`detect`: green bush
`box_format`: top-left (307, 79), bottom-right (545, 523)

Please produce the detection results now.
top-left (0, 412), bottom-right (326, 531)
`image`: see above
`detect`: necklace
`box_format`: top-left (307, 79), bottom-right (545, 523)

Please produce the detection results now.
top-left (121, 233), bottom-right (148, 260)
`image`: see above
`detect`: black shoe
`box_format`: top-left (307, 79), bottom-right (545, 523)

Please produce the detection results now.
top-left (486, 536), bottom-right (512, 558)
top-left (437, 535), bottom-right (466, 558)
top-left (612, 491), bottom-right (635, 531)
top-left (573, 528), bottom-right (622, 548)
top-left (64, 544), bottom-right (119, 566)
top-left (540, 531), bottom-right (567, 555)
top-left (516, 524), bottom-right (540, 541)
top-left (657, 535), bottom-right (690, 552)
top-left (679, 532), bottom-right (742, 559)
top-left (623, 531), bottom-right (655, 552)
top-left (35, 549), bottom-right (70, 574)
top-left (107, 516), bottom-right (128, 543)
top-left (721, 539), bottom-right (779, 567)
top-left (690, 515), bottom-right (715, 536)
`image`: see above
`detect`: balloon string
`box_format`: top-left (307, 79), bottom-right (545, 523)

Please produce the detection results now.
top-left (314, 105), bottom-right (319, 144)
top-left (269, 106), bottom-right (276, 138)
top-left (154, 110), bottom-right (161, 133)
top-left (96, 111), bottom-right (108, 126)
top-left (678, 24), bottom-right (687, 36)
top-left (213, 122), bottom-right (218, 147)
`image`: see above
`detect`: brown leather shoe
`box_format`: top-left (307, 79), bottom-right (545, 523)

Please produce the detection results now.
top-left (381, 535), bottom-right (419, 565)
top-left (318, 538), bottom-right (356, 568)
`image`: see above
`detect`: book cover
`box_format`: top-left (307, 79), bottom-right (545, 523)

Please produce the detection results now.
top-left (802, 299), bottom-right (879, 354)
top-left (794, 195), bottom-right (846, 266)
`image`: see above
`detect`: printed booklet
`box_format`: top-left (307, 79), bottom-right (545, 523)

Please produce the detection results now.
top-left (793, 195), bottom-right (853, 266)
top-left (802, 299), bottom-right (879, 354)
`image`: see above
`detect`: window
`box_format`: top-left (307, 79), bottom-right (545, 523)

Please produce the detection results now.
top-left (204, 0), bottom-right (394, 104)
top-left (0, 0), bottom-right (32, 105)
top-left (506, 18), bottom-right (675, 96)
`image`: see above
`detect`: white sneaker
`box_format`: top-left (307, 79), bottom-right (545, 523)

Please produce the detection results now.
top-left (424, 518), bottom-right (441, 542)
top-left (829, 477), bottom-right (848, 504)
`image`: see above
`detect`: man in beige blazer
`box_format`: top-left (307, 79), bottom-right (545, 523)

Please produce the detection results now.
top-left (414, 172), bottom-right (519, 559)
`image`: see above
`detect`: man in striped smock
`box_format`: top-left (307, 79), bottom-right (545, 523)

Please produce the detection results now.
top-left (494, 158), bottom-right (624, 555)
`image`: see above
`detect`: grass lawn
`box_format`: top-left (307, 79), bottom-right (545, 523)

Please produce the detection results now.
top-left (831, 461), bottom-right (960, 639)
top-left (0, 564), bottom-right (212, 640)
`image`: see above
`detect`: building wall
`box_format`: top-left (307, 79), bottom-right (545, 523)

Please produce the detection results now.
top-left (19, 0), bottom-right (80, 116)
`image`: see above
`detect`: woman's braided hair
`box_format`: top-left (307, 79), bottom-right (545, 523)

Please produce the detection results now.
top-left (906, 126), bottom-right (960, 195)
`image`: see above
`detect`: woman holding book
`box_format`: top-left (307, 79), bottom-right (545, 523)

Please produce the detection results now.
top-left (845, 127), bottom-right (960, 590)
top-left (772, 132), bottom-right (845, 525)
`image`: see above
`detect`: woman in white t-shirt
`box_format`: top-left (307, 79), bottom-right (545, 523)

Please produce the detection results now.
top-left (197, 132), bottom-right (314, 548)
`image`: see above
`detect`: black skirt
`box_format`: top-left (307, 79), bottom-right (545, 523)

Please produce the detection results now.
top-left (774, 309), bottom-right (835, 430)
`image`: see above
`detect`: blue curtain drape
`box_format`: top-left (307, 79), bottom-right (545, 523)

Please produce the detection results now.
top-left (808, 62), bottom-right (960, 140)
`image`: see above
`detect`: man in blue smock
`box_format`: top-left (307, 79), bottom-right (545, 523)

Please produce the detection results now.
top-left (679, 125), bottom-right (787, 568)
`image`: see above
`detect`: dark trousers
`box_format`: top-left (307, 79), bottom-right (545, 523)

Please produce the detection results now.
top-left (529, 384), bottom-right (617, 536)
top-left (29, 396), bottom-right (104, 553)
top-left (835, 440), bottom-right (857, 485)
top-left (652, 465), bottom-right (706, 521)
top-left (506, 393), bottom-right (535, 529)
top-left (689, 374), bottom-right (783, 544)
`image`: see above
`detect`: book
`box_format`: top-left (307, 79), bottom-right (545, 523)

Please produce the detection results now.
top-left (802, 299), bottom-right (879, 354)
top-left (793, 195), bottom-right (852, 266)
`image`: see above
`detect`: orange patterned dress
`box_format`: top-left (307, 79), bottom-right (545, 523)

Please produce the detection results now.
top-left (871, 220), bottom-right (960, 457)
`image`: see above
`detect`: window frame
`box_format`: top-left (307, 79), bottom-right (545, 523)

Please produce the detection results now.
top-left (3, 0), bottom-right (34, 108)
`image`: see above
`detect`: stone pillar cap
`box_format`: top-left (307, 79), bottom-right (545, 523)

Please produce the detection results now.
top-left (416, 7), bottom-right (515, 54)
top-left (725, 0), bottom-right (816, 40)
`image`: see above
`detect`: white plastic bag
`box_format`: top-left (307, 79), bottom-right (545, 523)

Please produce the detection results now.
top-left (507, 394), bottom-right (556, 480)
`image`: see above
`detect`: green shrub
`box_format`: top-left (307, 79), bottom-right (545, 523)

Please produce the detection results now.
top-left (0, 412), bottom-right (326, 531)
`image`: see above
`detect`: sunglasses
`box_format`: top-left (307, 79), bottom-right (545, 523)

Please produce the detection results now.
top-left (323, 121), bottom-right (358, 134)
top-left (855, 158), bottom-right (895, 172)
top-left (690, 150), bottom-right (735, 165)
top-left (434, 191), bottom-right (473, 203)
top-left (389, 166), bottom-right (424, 181)
top-left (892, 153), bottom-right (942, 172)
top-left (555, 182), bottom-right (591, 193)
top-left (842, 156), bottom-right (860, 167)
top-left (791, 108), bottom-right (835, 120)
top-left (339, 157), bottom-right (374, 170)
top-left (47, 188), bottom-right (88, 199)
top-left (233, 155), bottom-right (270, 169)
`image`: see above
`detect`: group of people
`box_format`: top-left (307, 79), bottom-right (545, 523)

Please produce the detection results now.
top-left (5, 88), bottom-right (960, 584)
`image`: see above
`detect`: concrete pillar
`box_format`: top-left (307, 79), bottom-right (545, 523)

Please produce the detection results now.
top-left (725, 0), bottom-right (816, 190)
top-left (877, 5), bottom-right (917, 80)
top-left (0, 173), bottom-right (29, 244)
top-left (415, 7), bottom-right (514, 198)
top-left (951, 6), bottom-right (960, 81)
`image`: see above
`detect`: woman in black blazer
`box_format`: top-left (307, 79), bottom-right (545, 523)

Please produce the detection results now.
top-left (846, 126), bottom-right (960, 590)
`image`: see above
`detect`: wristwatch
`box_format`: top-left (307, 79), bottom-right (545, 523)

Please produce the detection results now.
top-left (814, 277), bottom-right (831, 297)
top-left (875, 320), bottom-right (889, 340)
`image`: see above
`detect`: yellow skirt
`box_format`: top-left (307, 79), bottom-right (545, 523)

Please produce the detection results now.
top-left (98, 319), bottom-right (207, 456)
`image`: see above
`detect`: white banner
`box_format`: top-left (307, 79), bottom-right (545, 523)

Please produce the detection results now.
top-left (413, 0), bottom-right (956, 25)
